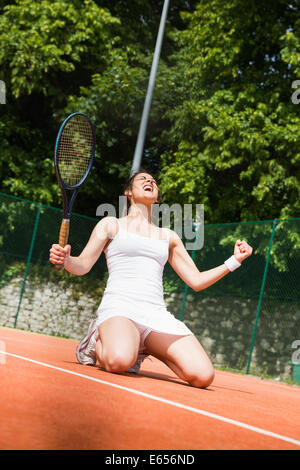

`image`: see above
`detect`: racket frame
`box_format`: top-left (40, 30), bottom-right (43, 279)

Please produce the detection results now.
top-left (53, 112), bottom-right (95, 269)
top-left (54, 112), bottom-right (95, 220)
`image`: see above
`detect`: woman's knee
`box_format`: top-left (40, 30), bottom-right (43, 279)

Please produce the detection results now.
top-left (102, 349), bottom-right (136, 373)
top-left (186, 367), bottom-right (215, 389)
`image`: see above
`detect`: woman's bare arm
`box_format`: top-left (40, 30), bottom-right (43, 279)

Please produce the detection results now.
top-left (49, 216), bottom-right (117, 275)
top-left (168, 230), bottom-right (253, 292)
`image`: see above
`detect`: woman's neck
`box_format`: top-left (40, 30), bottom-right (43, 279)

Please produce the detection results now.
top-left (127, 203), bottom-right (152, 224)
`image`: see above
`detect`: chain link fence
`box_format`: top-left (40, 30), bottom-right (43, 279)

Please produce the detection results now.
top-left (0, 192), bottom-right (299, 381)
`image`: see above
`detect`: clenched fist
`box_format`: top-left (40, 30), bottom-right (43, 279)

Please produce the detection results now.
top-left (234, 239), bottom-right (253, 263)
top-left (49, 244), bottom-right (71, 267)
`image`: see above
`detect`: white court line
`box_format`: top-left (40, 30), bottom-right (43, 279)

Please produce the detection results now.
top-left (2, 350), bottom-right (300, 448)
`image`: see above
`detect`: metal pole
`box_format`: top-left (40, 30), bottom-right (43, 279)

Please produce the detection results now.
top-left (130, 0), bottom-right (170, 176)
top-left (246, 219), bottom-right (277, 374)
top-left (14, 204), bottom-right (41, 328)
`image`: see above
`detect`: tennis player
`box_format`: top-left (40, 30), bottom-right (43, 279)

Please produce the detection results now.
top-left (49, 170), bottom-right (252, 388)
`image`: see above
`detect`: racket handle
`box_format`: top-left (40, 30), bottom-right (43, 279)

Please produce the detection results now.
top-left (54, 219), bottom-right (70, 271)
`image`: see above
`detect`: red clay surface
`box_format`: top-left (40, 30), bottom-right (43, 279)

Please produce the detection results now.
top-left (0, 327), bottom-right (299, 450)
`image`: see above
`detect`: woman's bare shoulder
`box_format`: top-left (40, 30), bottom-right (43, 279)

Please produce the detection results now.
top-left (163, 227), bottom-right (180, 241)
top-left (95, 216), bottom-right (119, 238)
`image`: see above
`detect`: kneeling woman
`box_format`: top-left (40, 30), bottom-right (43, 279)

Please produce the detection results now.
top-left (49, 170), bottom-right (252, 388)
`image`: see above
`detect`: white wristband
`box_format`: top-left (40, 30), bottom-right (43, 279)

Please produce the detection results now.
top-left (224, 255), bottom-right (241, 272)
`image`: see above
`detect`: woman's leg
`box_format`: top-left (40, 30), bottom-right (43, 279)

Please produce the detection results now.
top-left (144, 332), bottom-right (215, 388)
top-left (96, 316), bottom-right (140, 373)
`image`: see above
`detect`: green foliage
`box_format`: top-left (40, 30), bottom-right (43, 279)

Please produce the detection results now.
top-left (0, 0), bottom-right (120, 208)
top-left (160, 0), bottom-right (300, 223)
top-left (0, 0), bottom-right (119, 98)
top-left (65, 47), bottom-right (175, 209)
top-left (163, 276), bottom-right (183, 296)
top-left (29, 262), bottom-right (108, 302)
top-left (0, 263), bottom-right (23, 288)
top-left (0, 0), bottom-right (299, 225)
top-left (0, 259), bottom-right (107, 302)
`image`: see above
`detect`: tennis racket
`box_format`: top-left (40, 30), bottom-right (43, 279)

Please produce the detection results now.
top-left (54, 112), bottom-right (95, 270)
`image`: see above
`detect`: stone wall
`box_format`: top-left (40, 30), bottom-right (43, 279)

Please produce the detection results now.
top-left (0, 276), bottom-right (97, 340)
top-left (166, 293), bottom-right (299, 379)
top-left (0, 276), bottom-right (298, 380)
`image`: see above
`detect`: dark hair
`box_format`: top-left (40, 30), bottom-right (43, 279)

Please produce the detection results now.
top-left (123, 168), bottom-right (162, 212)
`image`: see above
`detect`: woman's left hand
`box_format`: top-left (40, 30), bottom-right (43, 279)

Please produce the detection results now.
top-left (234, 239), bottom-right (253, 263)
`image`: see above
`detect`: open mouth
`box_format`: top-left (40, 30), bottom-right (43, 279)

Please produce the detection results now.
top-left (143, 185), bottom-right (153, 192)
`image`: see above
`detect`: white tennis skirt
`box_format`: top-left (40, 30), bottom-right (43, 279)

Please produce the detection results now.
top-left (95, 290), bottom-right (193, 337)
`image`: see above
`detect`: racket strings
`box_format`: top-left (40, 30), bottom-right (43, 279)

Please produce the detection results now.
top-left (58, 115), bottom-right (93, 187)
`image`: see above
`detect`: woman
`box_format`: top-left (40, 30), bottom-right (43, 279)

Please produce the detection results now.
top-left (49, 169), bottom-right (252, 388)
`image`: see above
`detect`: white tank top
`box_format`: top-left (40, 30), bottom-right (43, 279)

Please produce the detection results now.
top-left (96, 219), bottom-right (192, 335)
top-left (103, 220), bottom-right (169, 307)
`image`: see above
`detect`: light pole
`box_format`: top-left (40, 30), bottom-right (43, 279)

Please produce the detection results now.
top-left (130, 0), bottom-right (170, 176)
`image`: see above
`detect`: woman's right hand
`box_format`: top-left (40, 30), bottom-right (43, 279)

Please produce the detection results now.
top-left (49, 244), bottom-right (71, 267)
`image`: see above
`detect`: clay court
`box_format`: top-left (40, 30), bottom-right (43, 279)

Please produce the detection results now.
top-left (0, 327), bottom-right (299, 451)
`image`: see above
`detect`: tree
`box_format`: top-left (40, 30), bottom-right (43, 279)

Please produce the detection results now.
top-left (159, 0), bottom-right (300, 223)
top-left (0, 0), bottom-right (196, 216)
top-left (1, 0), bottom-right (299, 228)
top-left (0, 0), bottom-right (119, 206)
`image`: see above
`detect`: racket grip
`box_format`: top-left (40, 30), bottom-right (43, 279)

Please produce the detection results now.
top-left (54, 219), bottom-right (70, 271)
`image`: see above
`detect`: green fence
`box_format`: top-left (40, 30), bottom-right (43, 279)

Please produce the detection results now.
top-left (0, 192), bottom-right (299, 381)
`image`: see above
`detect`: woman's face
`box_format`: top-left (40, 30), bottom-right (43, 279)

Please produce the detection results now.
top-left (127, 173), bottom-right (159, 206)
